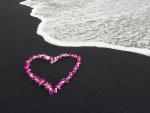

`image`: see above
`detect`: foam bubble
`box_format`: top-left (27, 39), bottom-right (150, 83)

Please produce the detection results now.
top-left (20, 0), bottom-right (150, 56)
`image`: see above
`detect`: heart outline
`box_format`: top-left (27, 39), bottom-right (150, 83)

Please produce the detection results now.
top-left (24, 53), bottom-right (82, 95)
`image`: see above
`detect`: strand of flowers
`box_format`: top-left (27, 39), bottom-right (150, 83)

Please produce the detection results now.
top-left (24, 53), bottom-right (82, 95)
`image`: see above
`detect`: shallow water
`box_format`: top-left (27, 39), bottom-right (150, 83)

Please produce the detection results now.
top-left (20, 0), bottom-right (150, 56)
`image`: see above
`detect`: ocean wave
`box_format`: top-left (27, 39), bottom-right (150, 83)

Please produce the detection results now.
top-left (20, 0), bottom-right (150, 56)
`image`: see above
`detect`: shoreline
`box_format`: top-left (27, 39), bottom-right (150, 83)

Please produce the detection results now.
top-left (20, 1), bottom-right (150, 57)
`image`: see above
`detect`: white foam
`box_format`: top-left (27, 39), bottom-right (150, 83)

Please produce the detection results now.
top-left (20, 0), bottom-right (150, 57)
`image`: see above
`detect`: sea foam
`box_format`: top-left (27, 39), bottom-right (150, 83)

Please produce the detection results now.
top-left (20, 0), bottom-right (150, 56)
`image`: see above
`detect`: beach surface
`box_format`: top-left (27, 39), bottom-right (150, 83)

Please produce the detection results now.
top-left (0, 0), bottom-right (150, 113)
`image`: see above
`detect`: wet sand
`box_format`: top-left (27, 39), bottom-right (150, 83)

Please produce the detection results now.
top-left (0, 0), bottom-right (150, 113)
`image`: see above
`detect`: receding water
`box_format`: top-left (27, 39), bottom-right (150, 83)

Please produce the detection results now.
top-left (20, 0), bottom-right (150, 56)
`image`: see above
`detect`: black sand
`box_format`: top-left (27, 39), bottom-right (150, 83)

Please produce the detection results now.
top-left (1, 0), bottom-right (150, 113)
